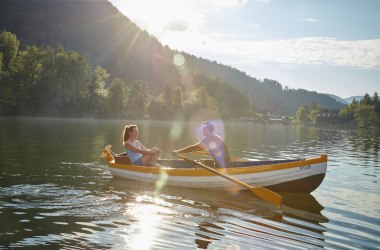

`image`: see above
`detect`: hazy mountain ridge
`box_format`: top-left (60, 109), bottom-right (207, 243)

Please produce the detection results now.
top-left (345, 96), bottom-right (364, 103)
top-left (326, 94), bottom-right (348, 104)
top-left (0, 0), bottom-right (345, 114)
top-left (326, 94), bottom-right (365, 105)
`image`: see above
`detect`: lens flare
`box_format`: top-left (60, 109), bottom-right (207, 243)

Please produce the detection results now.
top-left (173, 53), bottom-right (185, 67)
top-left (169, 121), bottom-right (183, 142)
top-left (155, 167), bottom-right (168, 193)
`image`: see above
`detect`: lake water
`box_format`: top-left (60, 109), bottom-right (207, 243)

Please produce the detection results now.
top-left (0, 117), bottom-right (379, 249)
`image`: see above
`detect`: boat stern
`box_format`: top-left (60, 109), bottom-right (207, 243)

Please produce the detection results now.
top-left (101, 145), bottom-right (114, 163)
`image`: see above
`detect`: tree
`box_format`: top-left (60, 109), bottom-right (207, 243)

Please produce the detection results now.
top-left (51, 48), bottom-right (90, 116)
top-left (9, 45), bottom-right (46, 115)
top-left (0, 31), bottom-right (20, 113)
top-left (147, 98), bottom-right (167, 120)
top-left (0, 52), bottom-right (12, 113)
top-left (354, 105), bottom-right (379, 128)
top-left (373, 92), bottom-right (380, 117)
top-left (296, 105), bottom-right (308, 124)
top-left (86, 66), bottom-right (109, 116)
top-left (182, 86), bottom-right (219, 119)
top-left (309, 109), bottom-right (320, 125)
top-left (339, 102), bottom-right (357, 120)
top-left (108, 78), bottom-right (126, 118)
top-left (361, 93), bottom-right (372, 105)
top-left (163, 83), bottom-right (175, 118)
top-left (0, 53), bottom-right (3, 77)
top-left (173, 86), bottom-right (183, 115)
top-left (0, 31), bottom-right (19, 70)
top-left (125, 80), bottom-right (150, 119)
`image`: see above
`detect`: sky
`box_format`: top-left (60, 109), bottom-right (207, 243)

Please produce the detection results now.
top-left (109, 0), bottom-right (380, 98)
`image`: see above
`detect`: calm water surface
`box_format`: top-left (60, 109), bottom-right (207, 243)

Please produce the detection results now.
top-left (0, 118), bottom-right (379, 249)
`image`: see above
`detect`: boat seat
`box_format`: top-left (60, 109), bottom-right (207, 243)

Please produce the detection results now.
top-left (114, 155), bottom-right (132, 165)
top-left (199, 159), bottom-right (217, 168)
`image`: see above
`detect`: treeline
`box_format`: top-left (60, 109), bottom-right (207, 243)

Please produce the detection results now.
top-left (339, 93), bottom-right (380, 128)
top-left (295, 92), bottom-right (380, 128)
top-left (0, 31), bottom-right (253, 119)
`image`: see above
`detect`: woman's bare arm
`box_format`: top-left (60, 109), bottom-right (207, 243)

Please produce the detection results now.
top-left (125, 141), bottom-right (155, 155)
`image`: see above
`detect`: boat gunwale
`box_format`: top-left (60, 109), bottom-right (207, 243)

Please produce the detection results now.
top-left (107, 154), bottom-right (327, 177)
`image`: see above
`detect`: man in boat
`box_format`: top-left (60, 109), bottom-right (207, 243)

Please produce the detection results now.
top-left (173, 121), bottom-right (231, 168)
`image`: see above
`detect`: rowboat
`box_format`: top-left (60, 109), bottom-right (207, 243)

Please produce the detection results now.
top-left (101, 149), bottom-right (327, 193)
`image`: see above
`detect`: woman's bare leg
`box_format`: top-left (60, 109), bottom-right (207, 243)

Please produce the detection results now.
top-left (147, 147), bottom-right (161, 166)
top-left (141, 147), bottom-right (161, 166)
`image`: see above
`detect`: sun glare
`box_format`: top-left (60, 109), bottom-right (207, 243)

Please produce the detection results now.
top-left (125, 195), bottom-right (174, 249)
top-left (122, 0), bottom-right (194, 35)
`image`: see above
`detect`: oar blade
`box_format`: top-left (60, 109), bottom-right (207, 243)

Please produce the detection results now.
top-left (250, 187), bottom-right (282, 206)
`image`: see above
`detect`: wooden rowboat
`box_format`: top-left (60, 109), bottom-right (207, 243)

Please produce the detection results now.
top-left (102, 150), bottom-right (327, 193)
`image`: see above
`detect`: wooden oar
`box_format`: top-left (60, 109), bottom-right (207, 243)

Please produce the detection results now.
top-left (192, 150), bottom-right (248, 162)
top-left (174, 152), bottom-right (282, 206)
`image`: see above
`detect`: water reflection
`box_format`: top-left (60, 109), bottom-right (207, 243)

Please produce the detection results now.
top-left (109, 176), bottom-right (330, 249)
top-left (1, 118), bottom-right (380, 249)
top-left (125, 196), bottom-right (167, 250)
top-left (281, 193), bottom-right (327, 223)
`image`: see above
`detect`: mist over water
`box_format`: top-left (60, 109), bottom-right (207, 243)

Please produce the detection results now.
top-left (1, 118), bottom-right (379, 249)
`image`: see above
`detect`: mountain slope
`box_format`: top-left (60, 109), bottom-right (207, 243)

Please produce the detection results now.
top-left (0, 0), bottom-right (179, 94)
top-left (184, 54), bottom-right (344, 112)
top-left (0, 0), bottom-right (345, 114)
top-left (326, 94), bottom-right (348, 105)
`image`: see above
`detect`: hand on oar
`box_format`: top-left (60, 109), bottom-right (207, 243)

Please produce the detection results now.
top-left (173, 152), bottom-right (282, 206)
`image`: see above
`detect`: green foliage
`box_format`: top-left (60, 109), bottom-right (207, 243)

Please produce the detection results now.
top-left (295, 104), bottom-right (323, 125)
top-left (180, 86), bottom-right (219, 119)
top-left (0, 31), bottom-right (19, 70)
top-left (85, 66), bottom-right (109, 116)
top-left (0, 32), bottom-right (20, 112)
top-left (339, 101), bottom-right (357, 119)
top-left (0, 52), bottom-right (3, 76)
top-left (374, 92), bottom-right (380, 117)
top-left (0, 31), bottom-right (105, 116)
top-left (147, 84), bottom-right (183, 120)
top-left (147, 98), bottom-right (167, 120)
top-left (295, 92), bottom-right (380, 128)
top-left (0, 31), bottom-right (255, 120)
top-left (354, 105), bottom-right (379, 128)
top-left (354, 93), bottom-right (380, 128)
top-left (108, 78), bottom-right (126, 118)
top-left (333, 92), bottom-right (380, 128)
top-left (0, 0), bottom-right (180, 96)
top-left (295, 105), bottom-right (308, 124)
top-left (125, 80), bottom-right (150, 119)
top-left (309, 109), bottom-right (320, 125)
top-left (361, 93), bottom-right (373, 106)
top-left (192, 73), bottom-right (252, 118)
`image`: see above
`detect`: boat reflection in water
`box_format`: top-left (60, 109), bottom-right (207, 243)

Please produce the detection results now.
top-left (108, 176), bottom-right (328, 249)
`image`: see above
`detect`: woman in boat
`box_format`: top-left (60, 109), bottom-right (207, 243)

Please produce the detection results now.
top-left (123, 124), bottom-right (161, 167)
top-left (173, 121), bottom-right (231, 168)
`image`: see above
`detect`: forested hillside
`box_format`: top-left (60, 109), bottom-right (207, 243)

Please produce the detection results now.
top-left (0, 0), bottom-right (344, 115)
top-left (0, 31), bottom-right (254, 119)
top-left (184, 54), bottom-right (344, 113)
top-left (0, 0), bottom-right (178, 95)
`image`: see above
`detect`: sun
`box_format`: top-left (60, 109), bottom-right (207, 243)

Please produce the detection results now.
top-left (112, 0), bottom-right (193, 36)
